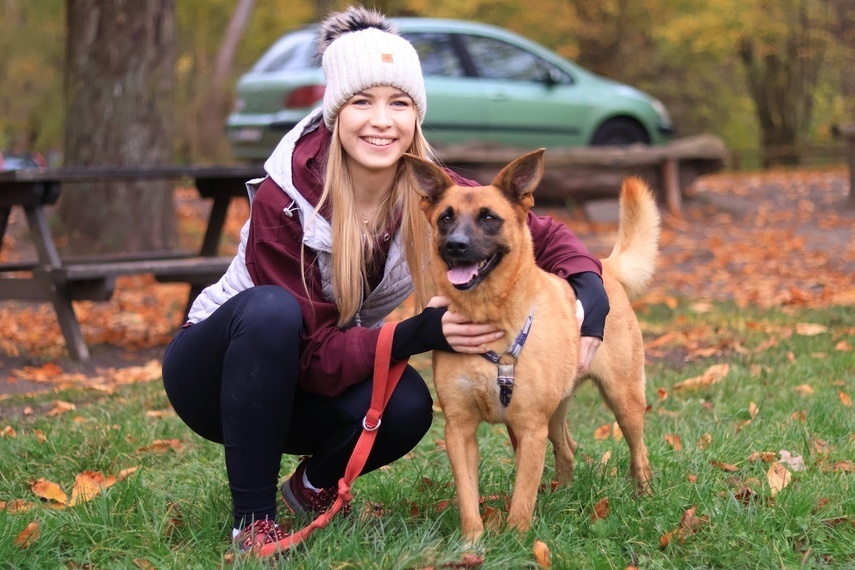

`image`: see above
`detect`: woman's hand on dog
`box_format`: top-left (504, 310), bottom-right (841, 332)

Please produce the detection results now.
top-left (428, 296), bottom-right (505, 353)
top-left (575, 300), bottom-right (602, 374)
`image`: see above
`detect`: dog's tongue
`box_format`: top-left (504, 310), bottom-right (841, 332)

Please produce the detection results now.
top-left (447, 264), bottom-right (479, 285)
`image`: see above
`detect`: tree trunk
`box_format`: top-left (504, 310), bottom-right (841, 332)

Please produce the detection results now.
top-left (197, 0), bottom-right (256, 161)
top-left (738, 1), bottom-right (824, 168)
top-left (60, 0), bottom-right (177, 254)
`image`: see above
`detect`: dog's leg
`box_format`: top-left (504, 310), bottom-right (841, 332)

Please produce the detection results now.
top-left (548, 398), bottom-right (575, 486)
top-left (505, 423), bottom-right (549, 533)
top-left (445, 415), bottom-right (485, 543)
top-left (596, 371), bottom-right (652, 493)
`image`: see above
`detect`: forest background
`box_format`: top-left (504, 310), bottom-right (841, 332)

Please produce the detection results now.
top-left (2, 0), bottom-right (855, 168)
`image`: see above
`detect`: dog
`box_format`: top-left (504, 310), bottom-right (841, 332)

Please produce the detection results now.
top-left (403, 149), bottom-right (658, 542)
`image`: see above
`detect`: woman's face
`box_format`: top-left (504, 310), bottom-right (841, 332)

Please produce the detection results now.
top-left (337, 85), bottom-right (417, 179)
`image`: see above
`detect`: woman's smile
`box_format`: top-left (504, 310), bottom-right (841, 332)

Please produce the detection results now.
top-left (338, 85), bottom-right (416, 177)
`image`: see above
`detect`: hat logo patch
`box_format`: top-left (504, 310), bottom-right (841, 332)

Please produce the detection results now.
top-left (381, 53), bottom-right (394, 63)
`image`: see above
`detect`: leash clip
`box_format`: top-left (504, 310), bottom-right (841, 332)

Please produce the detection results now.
top-left (362, 416), bottom-right (382, 431)
top-left (497, 363), bottom-right (515, 407)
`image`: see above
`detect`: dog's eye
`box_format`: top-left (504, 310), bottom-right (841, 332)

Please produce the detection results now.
top-left (438, 209), bottom-right (454, 226)
top-left (479, 209), bottom-right (499, 223)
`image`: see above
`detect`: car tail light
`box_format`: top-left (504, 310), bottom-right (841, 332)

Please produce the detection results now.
top-left (285, 85), bottom-right (326, 109)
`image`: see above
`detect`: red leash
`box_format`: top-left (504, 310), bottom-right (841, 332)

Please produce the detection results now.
top-left (257, 322), bottom-right (407, 557)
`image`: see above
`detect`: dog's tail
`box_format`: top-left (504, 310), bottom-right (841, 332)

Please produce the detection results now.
top-left (602, 177), bottom-right (661, 300)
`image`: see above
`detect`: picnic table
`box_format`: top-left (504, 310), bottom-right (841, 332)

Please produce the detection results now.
top-left (0, 165), bottom-right (263, 361)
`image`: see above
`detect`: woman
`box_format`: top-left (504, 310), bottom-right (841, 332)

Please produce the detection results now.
top-left (161, 5), bottom-right (609, 551)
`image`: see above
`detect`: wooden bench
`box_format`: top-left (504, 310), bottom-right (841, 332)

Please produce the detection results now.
top-left (437, 134), bottom-right (729, 215)
top-left (0, 165), bottom-right (262, 360)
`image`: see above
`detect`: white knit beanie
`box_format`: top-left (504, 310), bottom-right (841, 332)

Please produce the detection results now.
top-left (318, 6), bottom-right (427, 130)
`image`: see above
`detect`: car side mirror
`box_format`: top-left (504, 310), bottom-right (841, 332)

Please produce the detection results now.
top-left (539, 68), bottom-right (562, 88)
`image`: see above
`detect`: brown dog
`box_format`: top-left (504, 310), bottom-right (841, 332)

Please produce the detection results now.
top-left (403, 149), bottom-right (658, 542)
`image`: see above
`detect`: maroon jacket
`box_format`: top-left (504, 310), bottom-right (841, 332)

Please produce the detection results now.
top-left (245, 126), bottom-right (602, 397)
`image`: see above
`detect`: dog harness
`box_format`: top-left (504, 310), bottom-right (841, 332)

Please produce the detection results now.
top-left (480, 308), bottom-right (535, 406)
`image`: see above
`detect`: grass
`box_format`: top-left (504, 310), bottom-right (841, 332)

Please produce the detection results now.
top-left (1, 302), bottom-right (853, 569)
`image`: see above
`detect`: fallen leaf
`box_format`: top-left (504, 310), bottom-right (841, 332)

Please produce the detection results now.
top-left (732, 485), bottom-right (760, 505)
top-left (594, 424), bottom-right (611, 440)
top-left (533, 539), bottom-right (551, 568)
top-left (810, 438), bottom-right (829, 456)
top-left (687, 474), bottom-right (698, 483)
top-left (673, 363), bottom-right (729, 391)
top-left (119, 466), bottom-right (141, 480)
top-left (665, 434), bottom-right (683, 451)
top-left (145, 410), bottom-right (173, 418)
top-left (45, 401), bottom-right (76, 417)
top-left (657, 387), bottom-right (668, 402)
top-left (133, 560), bottom-right (155, 570)
top-left (835, 340), bottom-right (852, 351)
top-left (440, 552), bottom-right (485, 568)
top-left (793, 384), bottom-right (814, 395)
top-left (31, 478), bottom-right (68, 505)
top-left (1, 425), bottom-right (15, 438)
top-left (839, 391), bottom-right (852, 408)
top-left (712, 460), bottom-right (739, 472)
top-left (746, 452), bottom-right (776, 463)
top-left (778, 450), bottom-right (806, 472)
top-left (482, 505), bottom-right (503, 533)
top-left (828, 461), bottom-right (855, 473)
top-left (1, 500), bottom-right (35, 514)
top-left (659, 506), bottom-right (709, 548)
top-left (794, 323), bottom-right (828, 336)
top-left (136, 439), bottom-right (184, 453)
top-left (33, 429), bottom-right (46, 444)
top-left (689, 301), bottom-right (713, 313)
top-left (696, 433), bottom-right (712, 449)
top-left (767, 463), bottom-right (792, 496)
top-left (68, 472), bottom-right (108, 506)
top-left (748, 402), bottom-right (759, 419)
top-left (612, 422), bottom-right (623, 440)
top-left (592, 497), bottom-right (610, 521)
top-left (14, 521), bottom-right (40, 548)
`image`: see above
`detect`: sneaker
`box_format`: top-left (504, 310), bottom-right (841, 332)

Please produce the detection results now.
top-left (233, 519), bottom-right (286, 553)
top-left (281, 457), bottom-right (350, 517)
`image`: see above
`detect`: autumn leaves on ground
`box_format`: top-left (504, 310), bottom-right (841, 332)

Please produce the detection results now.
top-left (0, 169), bottom-right (853, 568)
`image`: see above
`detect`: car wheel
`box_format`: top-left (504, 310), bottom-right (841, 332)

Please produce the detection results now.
top-left (591, 118), bottom-right (650, 146)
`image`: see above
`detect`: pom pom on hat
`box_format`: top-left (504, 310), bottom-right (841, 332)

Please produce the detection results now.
top-left (318, 6), bottom-right (426, 130)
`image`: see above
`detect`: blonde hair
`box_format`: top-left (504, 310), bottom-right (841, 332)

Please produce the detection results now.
top-left (304, 121), bottom-right (436, 326)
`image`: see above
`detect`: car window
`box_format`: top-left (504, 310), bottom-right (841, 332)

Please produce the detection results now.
top-left (459, 34), bottom-right (572, 84)
top-left (402, 32), bottom-right (464, 77)
top-left (254, 30), bottom-right (319, 73)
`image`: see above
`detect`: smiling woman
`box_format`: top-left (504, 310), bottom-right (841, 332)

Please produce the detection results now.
top-left (160, 4), bottom-right (609, 555)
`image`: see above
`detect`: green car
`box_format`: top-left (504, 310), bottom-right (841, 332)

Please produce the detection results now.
top-left (226, 17), bottom-right (673, 161)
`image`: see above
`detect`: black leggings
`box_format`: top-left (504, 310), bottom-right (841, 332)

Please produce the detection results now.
top-left (161, 285), bottom-right (433, 528)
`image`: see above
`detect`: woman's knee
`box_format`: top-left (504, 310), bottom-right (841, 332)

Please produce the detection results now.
top-left (233, 286), bottom-right (303, 347)
top-left (383, 368), bottom-right (433, 437)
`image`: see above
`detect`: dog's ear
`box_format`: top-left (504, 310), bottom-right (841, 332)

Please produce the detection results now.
top-left (402, 153), bottom-right (454, 208)
top-left (492, 148), bottom-right (545, 211)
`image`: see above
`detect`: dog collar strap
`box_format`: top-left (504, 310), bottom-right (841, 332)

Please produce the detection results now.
top-left (481, 308), bottom-right (535, 407)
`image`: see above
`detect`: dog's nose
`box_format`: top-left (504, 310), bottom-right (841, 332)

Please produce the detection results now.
top-left (444, 236), bottom-right (469, 257)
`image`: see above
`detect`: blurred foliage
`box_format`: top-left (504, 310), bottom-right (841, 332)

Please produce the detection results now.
top-left (1, 0), bottom-right (853, 162)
